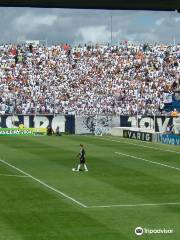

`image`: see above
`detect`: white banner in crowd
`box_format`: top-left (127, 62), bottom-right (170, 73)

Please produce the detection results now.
top-left (163, 92), bottom-right (172, 103)
top-left (75, 115), bottom-right (120, 135)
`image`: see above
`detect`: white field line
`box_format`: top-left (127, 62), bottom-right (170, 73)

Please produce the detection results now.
top-left (0, 159), bottom-right (87, 208)
top-left (0, 173), bottom-right (28, 177)
top-left (95, 137), bottom-right (180, 154)
top-left (87, 202), bottom-right (180, 208)
top-left (115, 151), bottom-right (180, 172)
top-left (87, 152), bottom-right (180, 209)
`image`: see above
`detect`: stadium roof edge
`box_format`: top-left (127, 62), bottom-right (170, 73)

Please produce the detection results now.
top-left (0, 0), bottom-right (179, 11)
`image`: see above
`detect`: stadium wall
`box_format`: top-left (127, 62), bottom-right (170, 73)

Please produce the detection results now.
top-left (0, 115), bottom-right (75, 134)
top-left (0, 115), bottom-right (179, 135)
top-left (78, 115), bottom-right (179, 135)
top-left (120, 116), bottom-right (179, 133)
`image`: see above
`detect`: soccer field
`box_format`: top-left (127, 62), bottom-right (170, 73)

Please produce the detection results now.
top-left (0, 135), bottom-right (180, 240)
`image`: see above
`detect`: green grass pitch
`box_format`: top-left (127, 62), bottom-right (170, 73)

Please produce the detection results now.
top-left (0, 135), bottom-right (180, 240)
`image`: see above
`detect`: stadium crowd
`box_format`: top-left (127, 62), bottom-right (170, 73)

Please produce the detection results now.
top-left (0, 42), bottom-right (180, 115)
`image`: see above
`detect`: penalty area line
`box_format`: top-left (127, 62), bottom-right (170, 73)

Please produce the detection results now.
top-left (115, 152), bottom-right (180, 172)
top-left (87, 152), bottom-right (180, 209)
top-left (87, 202), bottom-right (180, 208)
top-left (0, 158), bottom-right (87, 208)
top-left (93, 136), bottom-right (180, 155)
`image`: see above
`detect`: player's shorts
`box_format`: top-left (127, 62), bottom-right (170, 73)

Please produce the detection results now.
top-left (80, 157), bottom-right (85, 164)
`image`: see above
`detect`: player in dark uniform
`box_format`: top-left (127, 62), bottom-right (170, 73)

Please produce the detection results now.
top-left (73, 144), bottom-right (88, 172)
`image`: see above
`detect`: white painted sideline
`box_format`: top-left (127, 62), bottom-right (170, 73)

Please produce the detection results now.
top-left (0, 159), bottom-right (87, 208)
top-left (88, 202), bottom-right (180, 208)
top-left (0, 173), bottom-right (28, 177)
top-left (96, 136), bottom-right (180, 154)
top-left (115, 151), bottom-right (180, 172)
